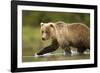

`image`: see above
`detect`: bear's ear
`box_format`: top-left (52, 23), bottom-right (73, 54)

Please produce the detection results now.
top-left (50, 24), bottom-right (53, 27)
top-left (50, 23), bottom-right (55, 28)
top-left (40, 22), bottom-right (44, 26)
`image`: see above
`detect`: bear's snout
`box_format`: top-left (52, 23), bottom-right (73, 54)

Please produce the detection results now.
top-left (42, 37), bottom-right (45, 41)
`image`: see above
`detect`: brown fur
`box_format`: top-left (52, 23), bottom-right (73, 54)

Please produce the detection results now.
top-left (37, 21), bottom-right (90, 55)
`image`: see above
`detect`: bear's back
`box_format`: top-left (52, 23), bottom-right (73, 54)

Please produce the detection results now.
top-left (67, 23), bottom-right (89, 35)
top-left (67, 23), bottom-right (89, 31)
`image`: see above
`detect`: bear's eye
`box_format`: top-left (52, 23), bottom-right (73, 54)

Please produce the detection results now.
top-left (42, 31), bottom-right (44, 33)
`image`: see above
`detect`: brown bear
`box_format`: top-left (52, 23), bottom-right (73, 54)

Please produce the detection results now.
top-left (37, 21), bottom-right (90, 56)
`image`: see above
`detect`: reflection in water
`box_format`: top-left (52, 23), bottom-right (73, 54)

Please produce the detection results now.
top-left (22, 53), bottom-right (90, 62)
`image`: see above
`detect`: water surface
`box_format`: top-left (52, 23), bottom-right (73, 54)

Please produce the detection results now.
top-left (22, 53), bottom-right (90, 62)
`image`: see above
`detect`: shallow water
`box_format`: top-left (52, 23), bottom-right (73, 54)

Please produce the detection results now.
top-left (22, 53), bottom-right (90, 62)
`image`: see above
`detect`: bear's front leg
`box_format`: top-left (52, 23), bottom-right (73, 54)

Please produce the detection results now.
top-left (37, 40), bottom-right (59, 56)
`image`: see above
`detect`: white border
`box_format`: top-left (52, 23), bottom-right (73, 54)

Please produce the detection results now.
top-left (17, 5), bottom-right (94, 68)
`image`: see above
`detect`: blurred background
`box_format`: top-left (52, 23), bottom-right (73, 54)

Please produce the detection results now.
top-left (22, 10), bottom-right (90, 62)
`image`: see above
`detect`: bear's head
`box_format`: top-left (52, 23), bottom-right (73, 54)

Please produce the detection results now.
top-left (40, 22), bottom-right (56, 41)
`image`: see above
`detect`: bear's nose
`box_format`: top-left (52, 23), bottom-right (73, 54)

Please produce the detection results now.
top-left (42, 38), bottom-right (45, 40)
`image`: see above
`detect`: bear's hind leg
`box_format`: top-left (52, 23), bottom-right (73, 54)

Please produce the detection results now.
top-left (64, 47), bottom-right (71, 56)
top-left (77, 48), bottom-right (86, 55)
top-left (64, 47), bottom-right (79, 56)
